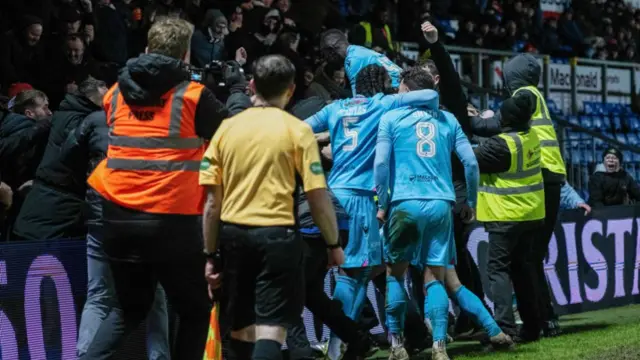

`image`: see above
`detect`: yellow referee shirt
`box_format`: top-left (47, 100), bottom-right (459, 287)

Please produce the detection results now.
top-left (199, 107), bottom-right (327, 227)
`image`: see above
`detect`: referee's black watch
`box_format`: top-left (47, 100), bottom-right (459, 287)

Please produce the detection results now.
top-left (327, 242), bottom-right (341, 249)
top-left (204, 251), bottom-right (217, 260)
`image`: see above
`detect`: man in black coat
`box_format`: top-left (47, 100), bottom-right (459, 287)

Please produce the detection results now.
top-left (12, 77), bottom-right (107, 240)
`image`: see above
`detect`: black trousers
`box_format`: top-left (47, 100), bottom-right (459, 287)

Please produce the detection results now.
top-left (532, 182), bottom-right (562, 323)
top-left (286, 233), bottom-right (364, 359)
top-left (486, 223), bottom-right (542, 337)
top-left (452, 211), bottom-right (491, 330)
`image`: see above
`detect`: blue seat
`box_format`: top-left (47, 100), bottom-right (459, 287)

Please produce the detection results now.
top-left (625, 163), bottom-right (636, 175)
top-left (568, 115), bottom-right (579, 126)
top-left (581, 115), bottom-right (595, 129)
top-left (568, 131), bottom-right (582, 149)
top-left (583, 101), bottom-right (596, 115)
top-left (591, 115), bottom-right (606, 131)
top-left (594, 137), bottom-right (606, 150)
top-left (627, 132), bottom-right (640, 147)
top-left (584, 149), bottom-right (595, 164)
top-left (612, 116), bottom-right (623, 132)
top-left (632, 151), bottom-right (640, 163)
top-left (627, 116), bottom-right (640, 132)
top-left (616, 133), bottom-right (628, 144)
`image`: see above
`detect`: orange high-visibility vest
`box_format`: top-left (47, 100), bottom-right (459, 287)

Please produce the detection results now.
top-left (88, 81), bottom-right (207, 215)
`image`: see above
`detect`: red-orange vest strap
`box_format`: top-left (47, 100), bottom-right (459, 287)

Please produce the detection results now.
top-left (89, 81), bottom-right (207, 215)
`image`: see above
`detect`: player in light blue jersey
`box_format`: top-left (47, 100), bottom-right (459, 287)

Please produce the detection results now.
top-left (305, 64), bottom-right (436, 359)
top-left (374, 67), bottom-right (512, 360)
top-left (319, 29), bottom-right (402, 95)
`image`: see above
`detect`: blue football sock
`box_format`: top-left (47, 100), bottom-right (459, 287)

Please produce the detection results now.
top-left (454, 286), bottom-right (502, 337)
top-left (385, 275), bottom-right (407, 335)
top-left (333, 275), bottom-right (357, 319)
top-left (350, 269), bottom-right (371, 320)
top-left (425, 280), bottom-right (449, 343)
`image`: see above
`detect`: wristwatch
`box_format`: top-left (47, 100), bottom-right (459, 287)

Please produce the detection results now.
top-left (326, 243), bottom-right (341, 249)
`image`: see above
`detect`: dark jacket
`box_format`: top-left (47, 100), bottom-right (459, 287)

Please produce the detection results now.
top-left (0, 110), bottom-right (51, 189)
top-left (474, 96), bottom-right (542, 233)
top-left (297, 189), bottom-right (349, 230)
top-left (58, 110), bottom-right (108, 228)
top-left (100, 53), bottom-right (229, 249)
top-left (470, 53), bottom-right (565, 185)
top-left (588, 167), bottom-right (640, 208)
top-left (12, 94), bottom-right (101, 240)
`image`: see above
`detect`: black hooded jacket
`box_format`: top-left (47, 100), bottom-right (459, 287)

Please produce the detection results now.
top-left (117, 53), bottom-right (228, 138)
top-left (588, 167), bottom-right (640, 208)
top-left (0, 110), bottom-right (51, 189)
top-left (470, 54), bottom-right (565, 184)
top-left (12, 94), bottom-right (102, 240)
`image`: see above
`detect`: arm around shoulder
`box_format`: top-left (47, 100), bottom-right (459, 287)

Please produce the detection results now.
top-left (194, 87), bottom-right (230, 140)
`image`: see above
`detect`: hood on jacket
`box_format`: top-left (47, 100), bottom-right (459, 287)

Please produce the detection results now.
top-left (503, 53), bottom-right (541, 94)
top-left (499, 94), bottom-right (534, 131)
top-left (118, 54), bottom-right (190, 106)
top-left (58, 93), bottom-right (102, 114)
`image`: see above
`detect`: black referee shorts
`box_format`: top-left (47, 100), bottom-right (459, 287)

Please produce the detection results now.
top-left (220, 223), bottom-right (304, 331)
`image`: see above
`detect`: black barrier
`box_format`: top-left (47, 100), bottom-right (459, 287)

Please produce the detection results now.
top-left (1, 206), bottom-right (640, 358)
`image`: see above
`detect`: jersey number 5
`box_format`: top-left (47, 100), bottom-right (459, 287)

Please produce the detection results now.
top-left (416, 122), bottom-right (436, 158)
top-left (343, 117), bottom-right (359, 152)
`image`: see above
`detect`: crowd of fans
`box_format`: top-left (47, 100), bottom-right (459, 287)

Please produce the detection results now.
top-left (2, 0), bottom-right (640, 238)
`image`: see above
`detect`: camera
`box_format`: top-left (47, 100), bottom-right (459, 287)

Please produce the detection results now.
top-left (188, 60), bottom-right (246, 90)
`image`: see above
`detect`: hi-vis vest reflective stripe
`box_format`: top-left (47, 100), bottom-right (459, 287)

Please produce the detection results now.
top-left (477, 131), bottom-right (546, 222)
top-left (512, 85), bottom-right (567, 177)
top-left (360, 21), bottom-right (395, 50)
top-left (88, 81), bottom-right (207, 215)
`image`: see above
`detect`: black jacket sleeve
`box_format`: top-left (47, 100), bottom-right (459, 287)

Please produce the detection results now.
top-left (626, 173), bottom-right (640, 202)
top-left (473, 136), bottom-right (511, 174)
top-left (427, 40), bottom-right (471, 135)
top-left (0, 120), bottom-right (51, 166)
top-left (470, 114), bottom-right (502, 138)
top-left (194, 88), bottom-right (229, 140)
top-left (588, 173), bottom-right (605, 208)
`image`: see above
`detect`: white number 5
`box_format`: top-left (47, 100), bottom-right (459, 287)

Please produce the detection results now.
top-left (416, 122), bottom-right (436, 158)
top-left (342, 117), bottom-right (359, 152)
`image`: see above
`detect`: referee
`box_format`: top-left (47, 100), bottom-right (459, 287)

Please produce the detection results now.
top-left (199, 55), bottom-right (345, 360)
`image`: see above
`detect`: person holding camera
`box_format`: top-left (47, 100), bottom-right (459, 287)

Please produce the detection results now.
top-left (86, 17), bottom-right (229, 359)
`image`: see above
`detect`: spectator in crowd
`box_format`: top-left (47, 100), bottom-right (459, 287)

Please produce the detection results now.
top-left (191, 9), bottom-right (230, 67)
top-left (0, 88), bottom-right (52, 191)
top-left (12, 77), bottom-right (107, 241)
top-left (541, 18), bottom-right (563, 56)
top-left (0, 15), bottom-right (45, 91)
top-left (114, 0), bottom-right (147, 57)
top-left (350, 2), bottom-right (397, 55)
top-left (589, 147), bottom-right (640, 208)
top-left (0, 181), bottom-right (12, 232)
top-left (93, 0), bottom-right (129, 65)
top-left (45, 34), bottom-right (102, 109)
top-left (305, 62), bottom-right (350, 103)
top-left (559, 10), bottom-right (586, 55)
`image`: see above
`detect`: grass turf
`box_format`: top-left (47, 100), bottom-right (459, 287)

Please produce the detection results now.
top-left (369, 304), bottom-right (640, 360)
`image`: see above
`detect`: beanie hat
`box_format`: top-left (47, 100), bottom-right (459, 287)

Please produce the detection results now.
top-left (8, 83), bottom-right (33, 98)
top-left (603, 147), bottom-right (623, 162)
top-left (499, 94), bottom-right (534, 127)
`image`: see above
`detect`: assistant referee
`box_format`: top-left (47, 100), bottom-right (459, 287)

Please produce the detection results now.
top-left (199, 55), bottom-right (345, 360)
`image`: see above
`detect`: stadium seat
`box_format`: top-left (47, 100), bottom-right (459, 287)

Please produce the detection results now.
top-left (591, 115), bottom-right (605, 131)
top-left (571, 148), bottom-right (585, 164)
top-left (568, 131), bottom-right (582, 149)
top-left (632, 151), bottom-right (640, 163)
top-left (616, 133), bottom-right (628, 145)
top-left (584, 148), bottom-right (595, 164)
top-left (627, 132), bottom-right (640, 147)
top-left (583, 101), bottom-right (595, 115)
top-left (627, 115), bottom-right (640, 132)
top-left (593, 137), bottom-right (606, 150)
top-left (581, 115), bottom-right (595, 130)
top-left (612, 116), bottom-right (623, 132)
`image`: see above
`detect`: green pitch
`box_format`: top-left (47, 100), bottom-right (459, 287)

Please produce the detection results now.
top-left (369, 304), bottom-right (640, 360)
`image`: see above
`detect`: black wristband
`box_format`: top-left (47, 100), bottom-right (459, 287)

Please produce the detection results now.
top-left (204, 251), bottom-right (217, 259)
top-left (327, 243), bottom-right (341, 249)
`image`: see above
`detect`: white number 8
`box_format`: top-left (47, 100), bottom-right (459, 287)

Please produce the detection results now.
top-left (416, 122), bottom-right (436, 158)
top-left (342, 117), bottom-right (359, 152)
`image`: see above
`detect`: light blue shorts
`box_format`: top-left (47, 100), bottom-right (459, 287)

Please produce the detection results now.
top-left (383, 199), bottom-right (456, 268)
top-left (333, 189), bottom-right (382, 268)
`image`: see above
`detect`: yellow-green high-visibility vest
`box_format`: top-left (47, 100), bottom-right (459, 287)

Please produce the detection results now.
top-left (512, 86), bottom-right (567, 179)
top-left (477, 131), bottom-right (546, 222)
top-left (360, 21), bottom-right (395, 51)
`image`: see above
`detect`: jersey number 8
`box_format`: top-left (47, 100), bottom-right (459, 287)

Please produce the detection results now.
top-left (342, 117), bottom-right (359, 152)
top-left (416, 122), bottom-right (436, 158)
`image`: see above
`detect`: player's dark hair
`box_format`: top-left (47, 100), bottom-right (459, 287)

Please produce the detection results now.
top-left (355, 64), bottom-right (394, 97)
top-left (419, 59), bottom-right (439, 77)
top-left (252, 55), bottom-right (296, 101)
top-left (401, 67), bottom-right (435, 91)
top-left (320, 29), bottom-right (349, 66)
